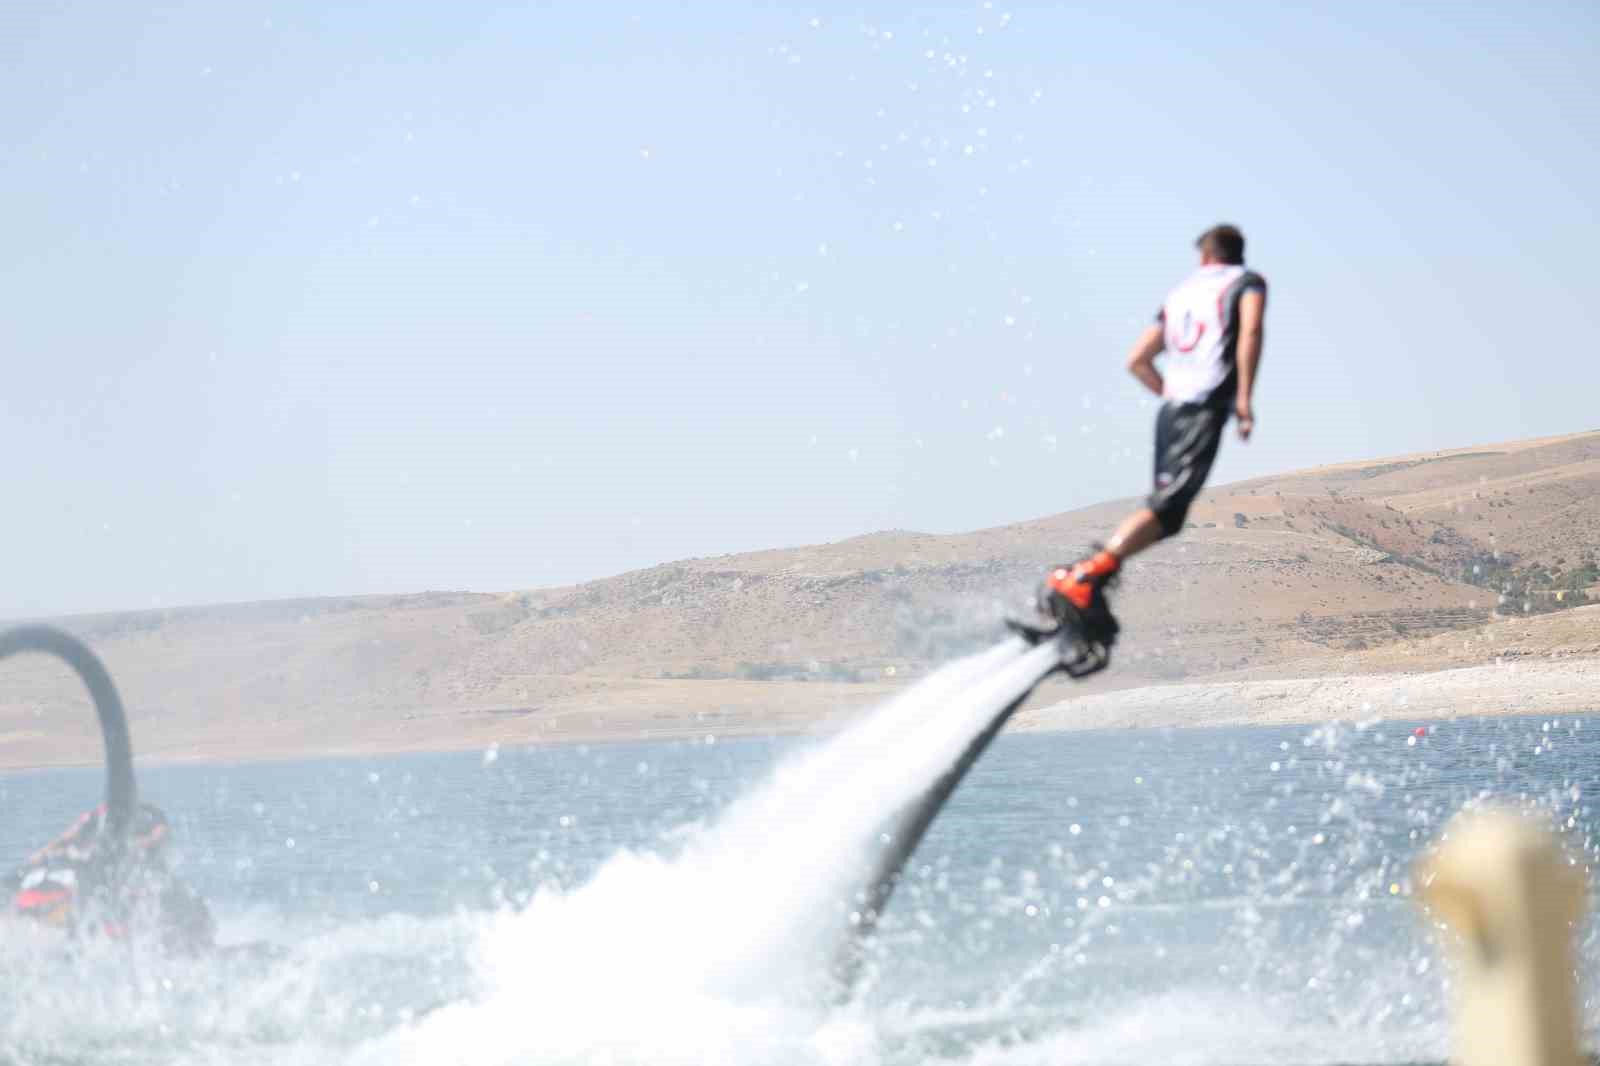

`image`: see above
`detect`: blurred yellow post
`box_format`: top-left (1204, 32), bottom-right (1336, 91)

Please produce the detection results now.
top-left (1416, 806), bottom-right (1589, 1066)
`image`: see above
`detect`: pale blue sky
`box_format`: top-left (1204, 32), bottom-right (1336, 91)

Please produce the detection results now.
top-left (3, 1), bottom-right (1596, 615)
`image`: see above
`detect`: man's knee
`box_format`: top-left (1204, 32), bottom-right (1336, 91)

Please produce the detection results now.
top-left (1150, 498), bottom-right (1190, 539)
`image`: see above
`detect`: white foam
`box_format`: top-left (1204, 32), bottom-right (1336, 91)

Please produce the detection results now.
top-left (958, 989), bottom-right (1445, 1066)
top-left (365, 639), bottom-right (1059, 1065)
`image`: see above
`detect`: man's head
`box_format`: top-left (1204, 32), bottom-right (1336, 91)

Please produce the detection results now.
top-left (1196, 224), bottom-right (1245, 266)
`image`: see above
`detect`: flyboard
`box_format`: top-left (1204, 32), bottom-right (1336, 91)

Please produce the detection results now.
top-left (831, 598), bottom-right (1115, 995)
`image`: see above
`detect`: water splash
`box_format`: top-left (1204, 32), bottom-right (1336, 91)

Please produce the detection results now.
top-left (370, 639), bottom-right (1055, 1064)
top-left (5, 711), bottom-right (1598, 1065)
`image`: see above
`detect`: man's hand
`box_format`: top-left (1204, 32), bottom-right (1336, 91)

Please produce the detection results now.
top-left (1235, 400), bottom-right (1254, 441)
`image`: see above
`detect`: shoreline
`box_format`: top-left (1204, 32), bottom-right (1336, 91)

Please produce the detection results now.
top-left (1013, 656), bottom-right (1600, 732)
top-left (4, 656), bottom-right (1598, 773)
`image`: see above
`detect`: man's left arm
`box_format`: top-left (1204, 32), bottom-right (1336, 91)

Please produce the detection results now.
top-left (1234, 286), bottom-right (1266, 441)
top-left (1126, 324), bottom-right (1166, 397)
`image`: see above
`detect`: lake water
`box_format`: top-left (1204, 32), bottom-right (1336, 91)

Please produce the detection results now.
top-left (2, 706), bottom-right (1597, 1065)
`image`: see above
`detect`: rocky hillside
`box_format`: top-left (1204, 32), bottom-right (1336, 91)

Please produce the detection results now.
top-left (2, 430), bottom-right (1597, 765)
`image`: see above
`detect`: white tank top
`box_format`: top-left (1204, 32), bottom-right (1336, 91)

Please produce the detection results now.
top-left (1157, 264), bottom-right (1266, 407)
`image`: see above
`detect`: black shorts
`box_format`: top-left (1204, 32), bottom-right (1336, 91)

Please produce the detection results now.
top-left (1148, 402), bottom-right (1228, 537)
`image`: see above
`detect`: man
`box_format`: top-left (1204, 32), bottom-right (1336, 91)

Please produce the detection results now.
top-left (8, 801), bottom-right (216, 954)
top-left (1025, 224), bottom-right (1267, 656)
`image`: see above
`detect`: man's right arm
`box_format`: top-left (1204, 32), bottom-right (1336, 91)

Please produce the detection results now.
top-left (1126, 324), bottom-right (1165, 397)
top-left (1234, 287), bottom-right (1266, 441)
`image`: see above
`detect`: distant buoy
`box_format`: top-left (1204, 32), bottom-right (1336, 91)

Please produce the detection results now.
top-left (1414, 726), bottom-right (1428, 738)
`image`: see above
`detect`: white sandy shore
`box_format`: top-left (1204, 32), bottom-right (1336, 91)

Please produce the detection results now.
top-left (1013, 657), bottom-right (1600, 732)
top-left (4, 657), bottom-right (1596, 771)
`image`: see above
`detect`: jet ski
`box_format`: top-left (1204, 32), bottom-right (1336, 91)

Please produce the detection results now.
top-left (1, 625), bottom-right (220, 956)
top-left (7, 799), bottom-right (216, 954)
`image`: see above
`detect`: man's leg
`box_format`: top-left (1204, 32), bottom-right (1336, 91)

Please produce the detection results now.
top-left (1037, 403), bottom-right (1226, 640)
top-left (1106, 507), bottom-right (1164, 560)
top-left (1141, 402), bottom-right (1226, 545)
top-left (1041, 506), bottom-right (1159, 615)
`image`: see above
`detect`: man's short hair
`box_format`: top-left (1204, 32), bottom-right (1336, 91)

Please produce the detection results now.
top-left (1196, 224), bottom-right (1245, 265)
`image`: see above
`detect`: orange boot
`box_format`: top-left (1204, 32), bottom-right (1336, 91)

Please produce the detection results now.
top-left (1037, 548), bottom-right (1121, 646)
top-left (1043, 549), bottom-right (1120, 612)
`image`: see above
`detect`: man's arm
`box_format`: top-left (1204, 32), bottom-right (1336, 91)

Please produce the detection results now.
top-left (1234, 288), bottom-right (1266, 441)
top-left (1126, 324), bottom-right (1165, 397)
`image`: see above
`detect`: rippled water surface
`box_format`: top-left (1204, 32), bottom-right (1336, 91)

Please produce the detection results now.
top-left (3, 708), bottom-right (1597, 1065)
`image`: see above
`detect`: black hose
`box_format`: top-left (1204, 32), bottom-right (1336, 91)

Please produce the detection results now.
top-left (0, 625), bottom-right (137, 842)
top-left (830, 651), bottom-right (1052, 996)
top-left (854, 685), bottom-right (1034, 928)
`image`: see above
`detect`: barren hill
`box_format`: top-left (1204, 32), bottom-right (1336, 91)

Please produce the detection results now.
top-left (2, 430), bottom-right (1597, 767)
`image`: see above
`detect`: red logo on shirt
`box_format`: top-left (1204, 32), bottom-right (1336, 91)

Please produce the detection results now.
top-left (1173, 310), bottom-right (1206, 353)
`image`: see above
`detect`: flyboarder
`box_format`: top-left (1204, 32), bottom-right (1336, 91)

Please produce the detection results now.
top-left (1012, 224), bottom-right (1268, 664)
